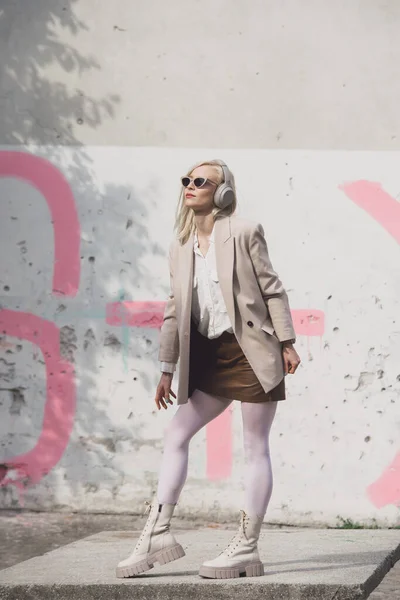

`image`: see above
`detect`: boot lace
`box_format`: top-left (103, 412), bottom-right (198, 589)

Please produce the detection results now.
top-left (221, 510), bottom-right (250, 557)
top-left (134, 500), bottom-right (155, 550)
top-left (143, 500), bottom-right (152, 516)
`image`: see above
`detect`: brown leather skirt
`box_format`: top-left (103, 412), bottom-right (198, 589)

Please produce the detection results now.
top-left (188, 321), bottom-right (285, 403)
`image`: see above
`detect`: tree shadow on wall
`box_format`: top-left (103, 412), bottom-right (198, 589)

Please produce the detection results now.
top-left (0, 1), bottom-right (168, 514)
top-left (0, 0), bottom-right (119, 147)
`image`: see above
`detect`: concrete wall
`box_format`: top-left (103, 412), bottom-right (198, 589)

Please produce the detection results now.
top-left (0, 1), bottom-right (399, 526)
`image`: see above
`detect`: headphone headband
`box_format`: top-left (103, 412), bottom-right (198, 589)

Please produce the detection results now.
top-left (212, 159), bottom-right (231, 184)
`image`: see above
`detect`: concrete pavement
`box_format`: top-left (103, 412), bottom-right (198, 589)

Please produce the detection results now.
top-left (0, 513), bottom-right (399, 600)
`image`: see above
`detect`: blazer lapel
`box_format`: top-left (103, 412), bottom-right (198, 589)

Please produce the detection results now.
top-left (215, 217), bottom-right (235, 328)
top-left (179, 231), bottom-right (194, 327)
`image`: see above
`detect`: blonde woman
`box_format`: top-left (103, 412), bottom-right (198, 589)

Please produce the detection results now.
top-left (116, 159), bottom-right (301, 579)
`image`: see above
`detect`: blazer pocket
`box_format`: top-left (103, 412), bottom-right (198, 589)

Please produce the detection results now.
top-left (261, 319), bottom-right (275, 335)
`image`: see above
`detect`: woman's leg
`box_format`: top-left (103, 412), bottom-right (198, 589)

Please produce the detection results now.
top-left (241, 400), bottom-right (278, 517)
top-left (198, 400), bottom-right (278, 579)
top-left (157, 390), bottom-right (232, 504)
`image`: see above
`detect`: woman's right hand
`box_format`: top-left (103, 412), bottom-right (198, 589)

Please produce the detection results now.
top-left (155, 373), bottom-right (176, 410)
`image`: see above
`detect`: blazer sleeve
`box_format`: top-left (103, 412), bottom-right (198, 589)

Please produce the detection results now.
top-left (158, 240), bottom-right (180, 364)
top-left (248, 223), bottom-right (296, 343)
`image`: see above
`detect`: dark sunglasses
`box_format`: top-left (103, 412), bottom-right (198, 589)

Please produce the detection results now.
top-left (181, 176), bottom-right (218, 188)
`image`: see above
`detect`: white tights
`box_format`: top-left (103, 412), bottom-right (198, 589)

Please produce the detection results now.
top-left (156, 389), bottom-right (277, 518)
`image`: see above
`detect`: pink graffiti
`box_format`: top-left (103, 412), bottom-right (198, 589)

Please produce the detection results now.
top-left (0, 310), bottom-right (76, 503)
top-left (340, 180), bottom-right (400, 245)
top-left (0, 151), bottom-right (80, 296)
top-left (0, 151), bottom-right (79, 500)
top-left (106, 301), bottom-right (165, 328)
top-left (367, 452), bottom-right (400, 508)
top-left (206, 408), bottom-right (233, 480)
top-left (341, 180), bottom-right (400, 508)
top-left (292, 310), bottom-right (325, 336)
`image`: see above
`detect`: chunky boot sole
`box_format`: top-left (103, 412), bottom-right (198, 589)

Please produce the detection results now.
top-left (199, 560), bottom-right (264, 579)
top-left (116, 543), bottom-right (185, 578)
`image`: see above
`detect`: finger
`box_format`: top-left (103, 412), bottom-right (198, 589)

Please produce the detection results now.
top-left (164, 387), bottom-right (171, 405)
top-left (283, 358), bottom-right (289, 375)
top-left (155, 389), bottom-right (164, 410)
top-left (160, 397), bottom-right (167, 410)
top-left (164, 395), bottom-right (173, 406)
top-left (165, 384), bottom-right (176, 403)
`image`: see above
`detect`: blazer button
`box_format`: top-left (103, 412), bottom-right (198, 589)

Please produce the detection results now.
top-left (247, 321), bottom-right (254, 328)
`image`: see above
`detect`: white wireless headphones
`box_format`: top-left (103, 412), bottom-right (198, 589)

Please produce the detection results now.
top-left (212, 159), bottom-right (236, 209)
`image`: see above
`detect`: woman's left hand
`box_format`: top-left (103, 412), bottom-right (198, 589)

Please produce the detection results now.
top-left (282, 343), bottom-right (301, 375)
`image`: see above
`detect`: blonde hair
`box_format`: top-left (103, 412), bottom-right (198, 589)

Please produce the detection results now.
top-left (174, 159), bottom-right (237, 245)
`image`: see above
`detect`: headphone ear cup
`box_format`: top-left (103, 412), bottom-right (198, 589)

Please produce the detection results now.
top-left (214, 183), bottom-right (235, 209)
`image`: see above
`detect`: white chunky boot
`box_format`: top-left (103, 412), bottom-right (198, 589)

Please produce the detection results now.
top-left (116, 497), bottom-right (185, 578)
top-left (199, 510), bottom-right (264, 579)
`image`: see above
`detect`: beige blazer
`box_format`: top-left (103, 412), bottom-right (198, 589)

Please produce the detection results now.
top-left (158, 215), bottom-right (296, 405)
